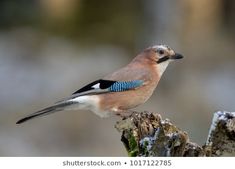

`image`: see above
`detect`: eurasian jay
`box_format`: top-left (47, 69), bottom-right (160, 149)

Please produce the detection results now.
top-left (16, 44), bottom-right (183, 124)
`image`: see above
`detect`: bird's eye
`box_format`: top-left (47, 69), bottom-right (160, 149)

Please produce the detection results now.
top-left (157, 49), bottom-right (165, 55)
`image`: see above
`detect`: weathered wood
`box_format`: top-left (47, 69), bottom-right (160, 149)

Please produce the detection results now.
top-left (115, 111), bottom-right (235, 157)
top-left (205, 111), bottom-right (235, 156)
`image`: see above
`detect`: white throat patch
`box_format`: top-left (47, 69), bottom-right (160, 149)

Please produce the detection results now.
top-left (156, 60), bottom-right (170, 77)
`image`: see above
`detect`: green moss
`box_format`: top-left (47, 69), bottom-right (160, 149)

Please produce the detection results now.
top-left (127, 134), bottom-right (138, 157)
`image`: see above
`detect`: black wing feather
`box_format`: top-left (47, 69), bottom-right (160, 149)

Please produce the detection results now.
top-left (72, 79), bottom-right (116, 95)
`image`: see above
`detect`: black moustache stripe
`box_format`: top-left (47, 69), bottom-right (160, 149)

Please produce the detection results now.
top-left (157, 56), bottom-right (169, 64)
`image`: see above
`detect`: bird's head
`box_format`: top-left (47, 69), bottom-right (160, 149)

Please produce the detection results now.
top-left (145, 44), bottom-right (184, 76)
top-left (132, 44), bottom-right (183, 76)
top-left (151, 44), bottom-right (183, 64)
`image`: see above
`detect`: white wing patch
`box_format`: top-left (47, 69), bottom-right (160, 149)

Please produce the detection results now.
top-left (92, 83), bottom-right (100, 89)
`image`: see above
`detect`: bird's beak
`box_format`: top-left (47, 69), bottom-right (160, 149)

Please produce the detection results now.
top-left (170, 53), bottom-right (184, 60)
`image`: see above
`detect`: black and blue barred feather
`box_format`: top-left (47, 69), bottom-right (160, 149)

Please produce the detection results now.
top-left (73, 79), bottom-right (144, 95)
top-left (109, 80), bottom-right (143, 92)
top-left (70, 79), bottom-right (143, 98)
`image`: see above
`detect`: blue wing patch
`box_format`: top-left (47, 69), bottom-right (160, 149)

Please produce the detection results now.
top-left (109, 80), bottom-right (144, 92)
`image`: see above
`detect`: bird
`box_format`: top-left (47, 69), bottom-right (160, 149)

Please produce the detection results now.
top-left (16, 44), bottom-right (183, 124)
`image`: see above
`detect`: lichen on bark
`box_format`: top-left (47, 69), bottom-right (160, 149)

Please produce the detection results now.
top-left (115, 111), bottom-right (235, 157)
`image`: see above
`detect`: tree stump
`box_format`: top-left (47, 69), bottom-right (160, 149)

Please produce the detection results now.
top-left (115, 111), bottom-right (235, 157)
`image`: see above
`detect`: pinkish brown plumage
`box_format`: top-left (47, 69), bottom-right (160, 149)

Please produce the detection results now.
top-left (16, 45), bottom-right (183, 124)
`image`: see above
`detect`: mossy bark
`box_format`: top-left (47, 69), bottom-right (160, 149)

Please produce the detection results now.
top-left (115, 111), bottom-right (235, 157)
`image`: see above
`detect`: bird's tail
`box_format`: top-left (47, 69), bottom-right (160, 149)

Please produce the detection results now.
top-left (16, 101), bottom-right (75, 124)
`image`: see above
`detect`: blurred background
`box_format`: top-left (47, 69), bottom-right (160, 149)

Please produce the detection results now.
top-left (0, 0), bottom-right (235, 156)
